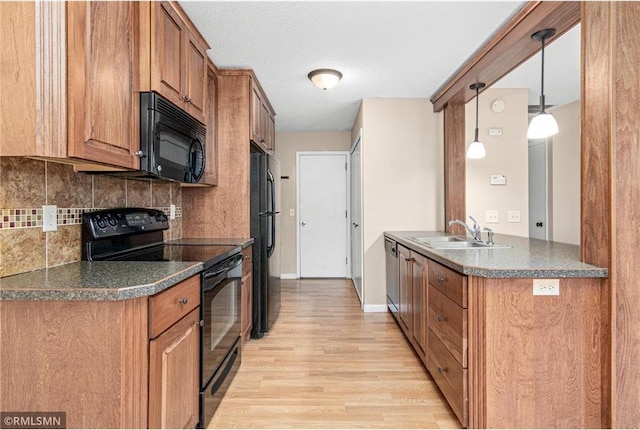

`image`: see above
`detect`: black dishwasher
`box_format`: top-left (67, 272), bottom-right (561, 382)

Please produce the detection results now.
top-left (385, 238), bottom-right (399, 318)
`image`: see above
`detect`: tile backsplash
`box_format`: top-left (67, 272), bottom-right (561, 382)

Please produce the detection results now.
top-left (0, 157), bottom-right (183, 277)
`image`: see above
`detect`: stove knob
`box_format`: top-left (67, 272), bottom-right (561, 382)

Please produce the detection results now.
top-left (96, 219), bottom-right (107, 229)
top-left (108, 217), bottom-right (117, 227)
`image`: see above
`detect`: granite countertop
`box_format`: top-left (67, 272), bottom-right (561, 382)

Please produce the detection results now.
top-left (385, 231), bottom-right (608, 278)
top-left (166, 237), bottom-right (254, 248)
top-left (0, 261), bottom-right (203, 301)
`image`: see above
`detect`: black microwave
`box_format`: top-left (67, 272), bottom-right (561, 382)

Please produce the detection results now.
top-left (139, 91), bottom-right (206, 184)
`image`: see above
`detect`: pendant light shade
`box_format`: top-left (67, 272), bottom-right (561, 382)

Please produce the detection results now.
top-left (527, 28), bottom-right (559, 139)
top-left (308, 69), bottom-right (342, 90)
top-left (467, 82), bottom-right (486, 159)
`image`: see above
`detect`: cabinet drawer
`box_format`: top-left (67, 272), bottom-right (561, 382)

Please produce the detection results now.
top-left (429, 285), bottom-right (467, 367)
top-left (149, 275), bottom-right (200, 339)
top-left (427, 329), bottom-right (468, 427)
top-left (428, 260), bottom-right (467, 307)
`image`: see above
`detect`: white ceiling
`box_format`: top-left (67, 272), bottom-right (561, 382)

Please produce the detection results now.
top-left (179, 1), bottom-right (578, 132)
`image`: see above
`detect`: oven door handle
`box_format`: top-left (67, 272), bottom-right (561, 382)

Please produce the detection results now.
top-left (202, 255), bottom-right (244, 280)
top-left (210, 347), bottom-right (239, 396)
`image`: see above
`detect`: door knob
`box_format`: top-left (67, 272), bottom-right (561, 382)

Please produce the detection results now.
top-left (353, 223), bottom-right (359, 228)
top-left (301, 221), bottom-right (307, 226)
top-left (536, 222), bottom-right (544, 227)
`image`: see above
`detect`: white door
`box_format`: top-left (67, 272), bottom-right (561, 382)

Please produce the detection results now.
top-left (350, 133), bottom-right (363, 302)
top-left (298, 152), bottom-right (348, 277)
top-left (528, 139), bottom-right (549, 240)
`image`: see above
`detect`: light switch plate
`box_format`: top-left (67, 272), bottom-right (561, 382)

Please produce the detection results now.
top-left (533, 279), bottom-right (560, 296)
top-left (490, 175), bottom-right (506, 185)
top-left (485, 210), bottom-right (499, 223)
top-left (289, 208), bottom-right (295, 217)
top-left (508, 210), bottom-right (521, 223)
top-left (42, 205), bottom-right (57, 232)
top-left (170, 204), bottom-right (176, 220)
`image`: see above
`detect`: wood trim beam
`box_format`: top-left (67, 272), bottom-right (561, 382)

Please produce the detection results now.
top-left (443, 101), bottom-right (466, 233)
top-left (430, 1), bottom-right (580, 112)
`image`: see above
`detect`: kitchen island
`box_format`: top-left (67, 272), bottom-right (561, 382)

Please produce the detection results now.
top-left (385, 231), bottom-right (608, 429)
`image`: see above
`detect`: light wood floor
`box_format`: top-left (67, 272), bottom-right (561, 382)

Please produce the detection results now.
top-left (208, 279), bottom-right (461, 429)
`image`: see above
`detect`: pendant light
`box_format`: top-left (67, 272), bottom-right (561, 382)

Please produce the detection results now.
top-left (467, 82), bottom-right (486, 159)
top-left (527, 28), bottom-right (559, 139)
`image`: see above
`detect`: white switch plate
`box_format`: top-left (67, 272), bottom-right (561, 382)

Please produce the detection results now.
top-left (533, 279), bottom-right (560, 296)
top-left (169, 204), bottom-right (176, 220)
top-left (490, 175), bottom-right (506, 185)
top-left (485, 210), bottom-right (499, 223)
top-left (508, 210), bottom-right (521, 223)
top-left (489, 128), bottom-right (503, 136)
top-left (42, 205), bottom-right (57, 232)
top-left (289, 208), bottom-right (295, 216)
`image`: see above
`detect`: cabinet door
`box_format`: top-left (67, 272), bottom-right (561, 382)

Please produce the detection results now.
top-left (203, 64), bottom-right (218, 185)
top-left (149, 308), bottom-right (199, 429)
top-left (67, 1), bottom-right (139, 168)
top-left (411, 252), bottom-right (428, 359)
top-left (151, 2), bottom-right (185, 109)
top-left (241, 265), bottom-right (253, 342)
top-left (250, 84), bottom-right (263, 145)
top-left (397, 245), bottom-right (412, 335)
top-left (184, 31), bottom-right (206, 123)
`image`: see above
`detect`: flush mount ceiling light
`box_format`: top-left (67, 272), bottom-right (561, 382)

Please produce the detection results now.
top-left (308, 69), bottom-right (342, 90)
top-left (467, 82), bottom-right (487, 159)
top-left (527, 28), bottom-right (559, 139)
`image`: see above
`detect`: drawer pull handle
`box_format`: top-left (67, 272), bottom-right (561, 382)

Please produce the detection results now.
top-left (437, 315), bottom-right (446, 322)
top-left (437, 366), bottom-right (447, 374)
top-left (178, 297), bottom-right (188, 305)
top-left (437, 276), bottom-right (445, 283)
top-left (405, 257), bottom-right (415, 262)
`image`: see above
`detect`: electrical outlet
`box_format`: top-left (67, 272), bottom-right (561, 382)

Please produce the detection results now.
top-left (508, 210), bottom-right (521, 223)
top-left (533, 279), bottom-right (560, 296)
top-left (42, 205), bottom-right (57, 232)
top-left (169, 204), bottom-right (176, 220)
top-left (485, 210), bottom-right (499, 223)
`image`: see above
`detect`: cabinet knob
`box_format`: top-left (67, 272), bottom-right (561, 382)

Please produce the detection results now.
top-left (134, 151), bottom-right (145, 158)
top-left (437, 315), bottom-right (446, 322)
top-left (178, 297), bottom-right (188, 305)
top-left (405, 257), bottom-right (415, 262)
top-left (437, 366), bottom-right (447, 374)
top-left (437, 276), bottom-right (445, 283)
top-left (182, 95), bottom-right (192, 103)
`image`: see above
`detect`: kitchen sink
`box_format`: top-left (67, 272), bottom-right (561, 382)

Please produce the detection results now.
top-left (408, 236), bottom-right (511, 249)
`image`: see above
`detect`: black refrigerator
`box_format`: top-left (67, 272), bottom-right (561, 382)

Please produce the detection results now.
top-left (250, 151), bottom-right (281, 338)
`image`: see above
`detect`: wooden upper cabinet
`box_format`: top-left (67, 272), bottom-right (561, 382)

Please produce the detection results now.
top-left (249, 79), bottom-right (275, 153)
top-left (151, 1), bottom-right (207, 124)
top-left (66, 2), bottom-right (140, 169)
top-left (203, 61), bottom-right (218, 186)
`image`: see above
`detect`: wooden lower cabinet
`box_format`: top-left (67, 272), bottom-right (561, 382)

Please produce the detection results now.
top-left (241, 246), bottom-right (253, 342)
top-left (397, 244), bottom-right (428, 360)
top-left (149, 307), bottom-right (200, 429)
top-left (392, 241), bottom-right (606, 428)
top-left (0, 275), bottom-right (201, 429)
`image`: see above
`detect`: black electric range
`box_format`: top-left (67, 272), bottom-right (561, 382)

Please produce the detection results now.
top-left (81, 208), bottom-right (241, 269)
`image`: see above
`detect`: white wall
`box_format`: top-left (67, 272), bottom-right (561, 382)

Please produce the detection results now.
top-left (465, 88), bottom-right (529, 237)
top-left (354, 98), bottom-right (443, 308)
top-left (274, 132), bottom-right (352, 276)
top-left (550, 101), bottom-right (580, 245)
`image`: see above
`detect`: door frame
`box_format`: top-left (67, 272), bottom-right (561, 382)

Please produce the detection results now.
top-left (295, 151), bottom-right (351, 278)
top-left (349, 130), bottom-right (364, 306)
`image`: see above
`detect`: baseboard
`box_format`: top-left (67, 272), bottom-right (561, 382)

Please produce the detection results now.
top-left (280, 273), bottom-right (298, 279)
top-left (363, 304), bottom-right (388, 313)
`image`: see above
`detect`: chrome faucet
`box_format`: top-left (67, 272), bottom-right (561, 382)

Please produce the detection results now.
top-left (448, 216), bottom-right (482, 241)
top-left (483, 227), bottom-right (494, 246)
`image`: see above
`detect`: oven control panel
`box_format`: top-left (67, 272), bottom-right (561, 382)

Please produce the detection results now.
top-left (83, 208), bottom-right (169, 239)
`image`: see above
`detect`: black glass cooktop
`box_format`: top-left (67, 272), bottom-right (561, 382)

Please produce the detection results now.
top-left (102, 244), bottom-right (241, 270)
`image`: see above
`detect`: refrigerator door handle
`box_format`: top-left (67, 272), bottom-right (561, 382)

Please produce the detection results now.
top-left (267, 169), bottom-right (275, 213)
top-left (267, 213), bottom-right (275, 258)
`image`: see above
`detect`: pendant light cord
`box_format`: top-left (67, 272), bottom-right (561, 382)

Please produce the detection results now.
top-left (474, 86), bottom-right (480, 142)
top-left (540, 35), bottom-right (546, 114)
